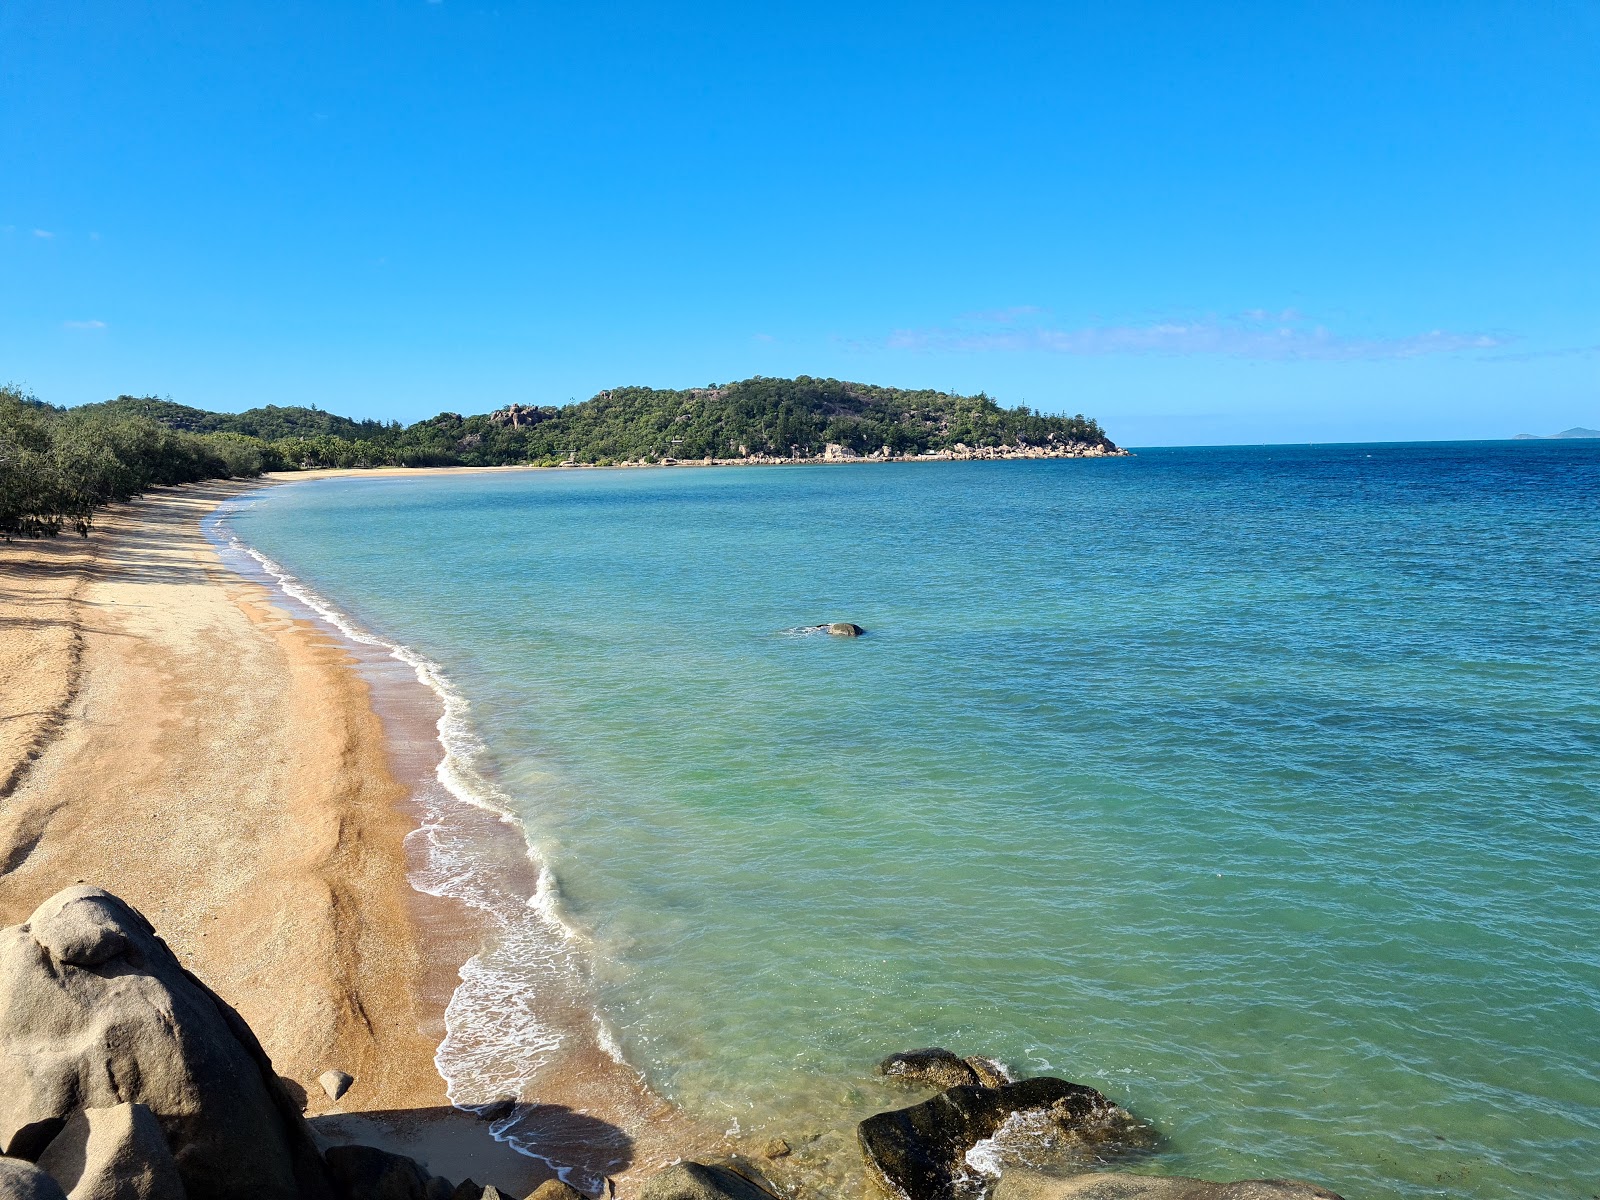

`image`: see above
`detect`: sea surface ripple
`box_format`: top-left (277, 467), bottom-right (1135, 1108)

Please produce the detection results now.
top-left (229, 442), bottom-right (1600, 1200)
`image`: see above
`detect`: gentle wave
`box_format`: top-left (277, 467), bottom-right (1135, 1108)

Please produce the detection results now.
top-left (206, 500), bottom-right (608, 1173)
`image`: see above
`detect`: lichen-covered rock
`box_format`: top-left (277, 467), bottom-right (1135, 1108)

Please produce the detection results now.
top-left (0, 1158), bottom-right (68, 1200)
top-left (876, 1049), bottom-right (981, 1090)
top-left (638, 1159), bottom-right (780, 1200)
top-left (0, 886), bottom-right (333, 1200)
top-left (858, 1078), bottom-right (1137, 1200)
top-left (993, 1172), bottom-right (1344, 1200)
top-left (34, 1103), bottom-right (184, 1200)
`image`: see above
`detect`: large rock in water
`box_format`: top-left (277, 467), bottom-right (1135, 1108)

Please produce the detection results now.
top-left (0, 886), bottom-right (334, 1200)
top-left (859, 1078), bottom-right (1138, 1200)
top-left (877, 1049), bottom-right (982, 1090)
top-left (638, 1159), bottom-right (780, 1200)
top-left (994, 1173), bottom-right (1344, 1200)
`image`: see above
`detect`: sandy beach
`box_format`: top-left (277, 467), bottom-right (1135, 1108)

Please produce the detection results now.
top-left (0, 477), bottom-right (724, 1197)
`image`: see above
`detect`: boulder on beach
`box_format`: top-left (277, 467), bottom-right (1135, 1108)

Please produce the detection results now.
top-left (638, 1159), bottom-right (781, 1200)
top-left (858, 1078), bottom-right (1141, 1200)
top-left (994, 1172), bottom-right (1344, 1200)
top-left (876, 1048), bottom-right (981, 1090)
top-left (324, 1144), bottom-right (437, 1200)
top-left (0, 1158), bottom-right (68, 1200)
top-left (827, 623), bottom-right (865, 638)
top-left (0, 885), bottom-right (335, 1200)
top-left (526, 1181), bottom-right (589, 1200)
top-left (33, 1103), bottom-right (184, 1200)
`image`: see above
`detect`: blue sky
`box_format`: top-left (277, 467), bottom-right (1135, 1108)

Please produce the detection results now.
top-left (3, 2), bottom-right (1596, 445)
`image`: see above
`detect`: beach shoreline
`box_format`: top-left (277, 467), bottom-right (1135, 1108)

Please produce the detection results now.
top-left (0, 477), bottom-right (726, 1197)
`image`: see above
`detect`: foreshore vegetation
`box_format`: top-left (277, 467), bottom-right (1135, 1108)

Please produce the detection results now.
top-left (2, 377), bottom-right (1118, 538)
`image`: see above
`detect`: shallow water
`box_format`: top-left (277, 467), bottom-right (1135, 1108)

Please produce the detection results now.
top-left (226, 444), bottom-right (1600, 1200)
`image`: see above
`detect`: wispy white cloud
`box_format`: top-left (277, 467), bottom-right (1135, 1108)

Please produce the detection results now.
top-left (862, 308), bottom-right (1507, 362)
top-left (1478, 343), bottom-right (1600, 364)
top-left (33, 229), bottom-right (54, 239)
top-left (63, 319), bottom-right (107, 330)
top-left (752, 332), bottom-right (775, 343)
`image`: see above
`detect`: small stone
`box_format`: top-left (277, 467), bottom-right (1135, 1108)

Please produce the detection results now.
top-left (319, 1069), bottom-right (354, 1101)
top-left (761, 1138), bottom-right (791, 1159)
top-left (477, 1096), bottom-right (518, 1122)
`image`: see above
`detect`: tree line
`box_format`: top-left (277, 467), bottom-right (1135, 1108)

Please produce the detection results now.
top-left (1, 386), bottom-right (272, 539)
top-left (3, 377), bottom-right (1116, 538)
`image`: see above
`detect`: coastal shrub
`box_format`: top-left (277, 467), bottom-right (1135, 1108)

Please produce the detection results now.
top-left (0, 386), bottom-right (270, 539)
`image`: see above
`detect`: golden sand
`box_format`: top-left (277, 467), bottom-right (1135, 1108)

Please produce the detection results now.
top-left (0, 479), bottom-right (723, 1196)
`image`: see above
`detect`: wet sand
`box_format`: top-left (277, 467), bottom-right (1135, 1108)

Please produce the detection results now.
top-left (0, 478), bottom-right (725, 1197)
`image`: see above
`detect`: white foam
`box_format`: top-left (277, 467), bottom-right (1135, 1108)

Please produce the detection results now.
top-left (206, 501), bottom-right (609, 1166)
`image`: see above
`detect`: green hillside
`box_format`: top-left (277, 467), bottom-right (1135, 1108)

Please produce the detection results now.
top-left (4, 376), bottom-right (1120, 537)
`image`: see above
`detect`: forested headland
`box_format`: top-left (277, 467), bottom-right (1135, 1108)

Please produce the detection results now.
top-left (2, 377), bottom-right (1121, 538)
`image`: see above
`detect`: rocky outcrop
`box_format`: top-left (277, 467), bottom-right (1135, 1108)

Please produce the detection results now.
top-left (0, 1159), bottom-right (69, 1200)
top-left (994, 1173), bottom-right (1343, 1200)
top-left (0, 886), bottom-right (333, 1200)
top-left (323, 1145), bottom-right (442, 1200)
top-left (964, 1058), bottom-right (1013, 1089)
top-left (827, 623), bottom-right (865, 638)
top-left (33, 1104), bottom-right (184, 1200)
top-left (525, 1182), bottom-right (587, 1200)
top-left (877, 1049), bottom-right (982, 1090)
top-left (638, 1160), bottom-right (780, 1200)
top-left (858, 1079), bottom-right (1140, 1200)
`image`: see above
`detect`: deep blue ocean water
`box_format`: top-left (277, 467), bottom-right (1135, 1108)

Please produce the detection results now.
top-left (226, 442), bottom-right (1599, 1200)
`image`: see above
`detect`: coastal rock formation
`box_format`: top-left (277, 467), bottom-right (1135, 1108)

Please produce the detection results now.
top-left (964, 1058), bottom-right (1014, 1089)
top-left (33, 1103), bottom-right (185, 1200)
top-left (0, 1158), bottom-right (68, 1200)
top-left (638, 1159), bottom-right (780, 1200)
top-left (858, 1078), bottom-right (1139, 1200)
top-left (323, 1145), bottom-right (441, 1200)
top-left (526, 1182), bottom-right (588, 1200)
top-left (994, 1173), bottom-right (1344, 1200)
top-left (827, 623), bottom-right (865, 638)
top-left (876, 1049), bottom-right (981, 1090)
top-left (0, 886), bottom-right (335, 1200)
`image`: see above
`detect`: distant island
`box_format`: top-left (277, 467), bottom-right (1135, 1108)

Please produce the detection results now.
top-left (1, 377), bottom-right (1124, 538)
top-left (1512, 427), bottom-right (1600, 440)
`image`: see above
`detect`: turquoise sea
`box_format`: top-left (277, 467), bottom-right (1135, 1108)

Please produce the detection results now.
top-left (222, 443), bottom-right (1599, 1200)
